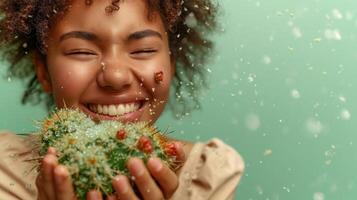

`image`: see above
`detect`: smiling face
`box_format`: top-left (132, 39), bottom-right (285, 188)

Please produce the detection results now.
top-left (35, 0), bottom-right (175, 124)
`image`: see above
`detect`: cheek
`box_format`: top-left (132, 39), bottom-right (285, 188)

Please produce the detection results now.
top-left (48, 59), bottom-right (97, 105)
top-left (134, 59), bottom-right (172, 98)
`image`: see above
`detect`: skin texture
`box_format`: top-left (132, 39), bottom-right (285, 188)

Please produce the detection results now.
top-left (34, 0), bottom-right (190, 199)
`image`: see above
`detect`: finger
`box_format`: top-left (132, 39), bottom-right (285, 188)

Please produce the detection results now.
top-left (36, 176), bottom-right (47, 200)
top-left (165, 142), bottom-right (186, 163)
top-left (106, 195), bottom-right (116, 200)
top-left (112, 175), bottom-right (139, 200)
top-left (86, 190), bottom-right (103, 200)
top-left (47, 147), bottom-right (57, 155)
top-left (173, 142), bottom-right (186, 162)
top-left (127, 158), bottom-right (163, 200)
top-left (54, 165), bottom-right (77, 200)
top-left (40, 153), bottom-right (58, 199)
top-left (147, 157), bottom-right (178, 199)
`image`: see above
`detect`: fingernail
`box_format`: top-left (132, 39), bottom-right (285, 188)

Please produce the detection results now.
top-left (47, 147), bottom-right (56, 155)
top-left (130, 159), bottom-right (144, 176)
top-left (54, 165), bottom-right (67, 184)
top-left (114, 176), bottom-right (128, 194)
top-left (149, 157), bottom-right (162, 172)
top-left (43, 155), bottom-right (52, 165)
top-left (87, 190), bottom-right (102, 200)
top-left (174, 142), bottom-right (185, 160)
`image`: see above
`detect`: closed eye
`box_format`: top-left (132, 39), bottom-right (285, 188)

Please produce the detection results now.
top-left (131, 49), bottom-right (157, 54)
top-left (67, 51), bottom-right (96, 55)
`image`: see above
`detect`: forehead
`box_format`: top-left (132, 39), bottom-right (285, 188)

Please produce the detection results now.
top-left (49, 0), bottom-right (165, 40)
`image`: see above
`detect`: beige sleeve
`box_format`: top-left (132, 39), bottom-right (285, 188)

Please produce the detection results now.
top-left (171, 138), bottom-right (245, 200)
top-left (0, 133), bottom-right (244, 200)
top-left (0, 132), bottom-right (38, 200)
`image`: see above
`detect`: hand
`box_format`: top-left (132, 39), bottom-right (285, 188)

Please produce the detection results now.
top-left (36, 148), bottom-right (108, 200)
top-left (36, 142), bottom-right (185, 200)
top-left (110, 141), bottom-right (186, 200)
top-left (36, 147), bottom-right (77, 200)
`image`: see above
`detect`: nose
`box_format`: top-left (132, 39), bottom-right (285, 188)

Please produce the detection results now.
top-left (96, 57), bottom-right (133, 92)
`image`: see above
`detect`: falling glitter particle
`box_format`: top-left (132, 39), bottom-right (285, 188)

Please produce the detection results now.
top-left (245, 113), bottom-right (261, 131)
top-left (324, 145), bottom-right (336, 165)
top-left (256, 186), bottom-right (263, 195)
top-left (263, 149), bottom-right (273, 156)
top-left (340, 109), bottom-right (351, 120)
top-left (247, 74), bottom-right (256, 83)
top-left (306, 118), bottom-right (323, 135)
top-left (332, 9), bottom-right (343, 20)
top-left (313, 38), bottom-right (322, 43)
top-left (313, 192), bottom-right (325, 200)
top-left (262, 55), bottom-right (272, 65)
top-left (282, 186), bottom-right (290, 193)
top-left (338, 95), bottom-right (347, 102)
top-left (324, 29), bottom-right (342, 40)
top-left (291, 89), bottom-right (301, 99)
top-left (185, 12), bottom-right (198, 28)
top-left (292, 27), bottom-right (303, 38)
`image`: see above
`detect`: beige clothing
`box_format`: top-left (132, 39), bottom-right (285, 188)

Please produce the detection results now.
top-left (0, 132), bottom-right (244, 200)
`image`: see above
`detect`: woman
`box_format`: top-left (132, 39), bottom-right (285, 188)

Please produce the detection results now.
top-left (0, 0), bottom-right (244, 199)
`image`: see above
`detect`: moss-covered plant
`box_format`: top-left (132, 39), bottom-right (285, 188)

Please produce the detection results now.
top-left (36, 108), bottom-right (178, 199)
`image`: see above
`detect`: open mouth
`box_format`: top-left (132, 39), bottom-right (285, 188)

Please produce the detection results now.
top-left (86, 101), bottom-right (144, 117)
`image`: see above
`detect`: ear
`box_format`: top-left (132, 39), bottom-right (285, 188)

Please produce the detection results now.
top-left (33, 52), bottom-right (52, 93)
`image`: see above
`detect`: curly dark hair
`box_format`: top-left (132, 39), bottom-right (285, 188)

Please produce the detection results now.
top-left (0, 0), bottom-right (218, 118)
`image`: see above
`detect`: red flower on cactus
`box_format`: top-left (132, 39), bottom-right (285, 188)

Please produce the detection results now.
top-left (116, 129), bottom-right (126, 140)
top-left (164, 142), bottom-right (177, 157)
top-left (137, 136), bottom-right (153, 153)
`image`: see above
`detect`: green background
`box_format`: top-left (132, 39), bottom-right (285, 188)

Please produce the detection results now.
top-left (1, 0), bottom-right (357, 199)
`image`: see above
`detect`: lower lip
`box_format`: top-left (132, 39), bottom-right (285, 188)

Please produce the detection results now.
top-left (79, 103), bottom-right (145, 123)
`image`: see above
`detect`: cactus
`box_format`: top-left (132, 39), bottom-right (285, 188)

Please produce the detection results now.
top-left (36, 108), bottom-right (179, 199)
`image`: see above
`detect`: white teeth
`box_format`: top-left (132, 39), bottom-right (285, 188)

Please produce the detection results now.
top-left (108, 105), bottom-right (116, 116)
top-left (89, 102), bottom-right (140, 116)
top-left (117, 104), bottom-right (125, 114)
top-left (98, 105), bottom-right (103, 113)
top-left (103, 105), bottom-right (108, 114)
top-left (125, 104), bottom-right (133, 110)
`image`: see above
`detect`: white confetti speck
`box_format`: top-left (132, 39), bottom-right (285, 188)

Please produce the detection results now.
top-left (313, 192), bottom-right (325, 200)
top-left (332, 9), bottom-right (343, 20)
top-left (263, 55), bottom-right (272, 65)
top-left (245, 113), bottom-right (261, 131)
top-left (292, 27), bottom-right (303, 38)
top-left (340, 109), bottom-right (351, 120)
top-left (256, 186), bottom-right (263, 195)
top-left (185, 12), bottom-right (198, 28)
top-left (324, 29), bottom-right (342, 40)
top-left (306, 118), bottom-right (323, 135)
top-left (291, 89), bottom-right (301, 99)
top-left (339, 95), bottom-right (347, 102)
top-left (247, 74), bottom-right (256, 83)
top-left (263, 149), bottom-right (273, 156)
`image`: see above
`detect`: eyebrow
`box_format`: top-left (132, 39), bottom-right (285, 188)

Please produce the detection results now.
top-left (59, 31), bottom-right (98, 42)
top-left (59, 29), bottom-right (162, 43)
top-left (127, 29), bottom-right (163, 41)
